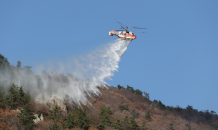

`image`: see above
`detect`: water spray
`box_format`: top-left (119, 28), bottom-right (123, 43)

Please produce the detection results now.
top-left (0, 39), bottom-right (131, 105)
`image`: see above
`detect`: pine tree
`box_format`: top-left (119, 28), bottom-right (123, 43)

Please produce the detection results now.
top-left (47, 119), bottom-right (60, 130)
top-left (158, 100), bottom-right (166, 110)
top-left (98, 107), bottom-right (114, 128)
top-left (127, 85), bottom-right (135, 93)
top-left (185, 123), bottom-right (191, 130)
top-left (18, 104), bottom-right (36, 130)
top-left (7, 83), bottom-right (19, 109)
top-left (112, 119), bottom-right (123, 130)
top-left (122, 115), bottom-right (131, 130)
top-left (129, 116), bottom-right (140, 130)
top-left (73, 106), bottom-right (92, 130)
top-left (204, 110), bottom-right (212, 121)
top-left (0, 54), bottom-right (10, 69)
top-left (143, 92), bottom-right (150, 100)
top-left (210, 110), bottom-right (216, 115)
top-left (169, 123), bottom-right (174, 130)
top-left (23, 66), bottom-right (33, 74)
top-left (145, 111), bottom-right (151, 120)
top-left (96, 124), bottom-right (105, 130)
top-left (186, 105), bottom-right (193, 115)
top-left (134, 89), bottom-right (143, 95)
top-left (131, 109), bottom-right (139, 118)
top-left (141, 121), bottom-right (149, 130)
top-left (119, 105), bottom-right (129, 111)
top-left (18, 86), bottom-right (30, 106)
top-left (63, 113), bottom-right (75, 129)
top-left (49, 105), bottom-right (61, 120)
top-left (117, 84), bottom-right (124, 90)
top-left (153, 99), bottom-right (158, 104)
top-left (0, 92), bottom-right (5, 109)
top-left (48, 105), bottom-right (61, 130)
top-left (16, 60), bottom-right (22, 68)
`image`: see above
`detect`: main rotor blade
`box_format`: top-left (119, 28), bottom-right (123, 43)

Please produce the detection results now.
top-left (119, 25), bottom-right (126, 30)
top-left (132, 31), bottom-right (146, 33)
top-left (116, 21), bottom-right (127, 27)
top-left (115, 30), bottom-right (124, 31)
top-left (129, 27), bottom-right (147, 29)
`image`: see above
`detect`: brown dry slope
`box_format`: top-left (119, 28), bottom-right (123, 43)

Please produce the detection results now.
top-left (1, 85), bottom-right (217, 130)
top-left (86, 86), bottom-right (216, 130)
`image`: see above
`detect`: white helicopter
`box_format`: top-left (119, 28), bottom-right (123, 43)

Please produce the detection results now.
top-left (109, 21), bottom-right (147, 41)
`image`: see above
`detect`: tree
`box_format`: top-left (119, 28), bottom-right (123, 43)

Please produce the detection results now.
top-left (7, 83), bottom-right (19, 109)
top-left (6, 84), bottom-right (30, 109)
top-left (18, 104), bottom-right (36, 130)
top-left (122, 115), bottom-right (131, 129)
top-left (63, 113), bottom-right (75, 129)
top-left (96, 124), bottom-right (105, 130)
top-left (73, 106), bottom-right (92, 130)
top-left (175, 106), bottom-right (182, 112)
top-left (0, 54), bottom-right (10, 69)
top-left (98, 107), bottom-right (113, 128)
top-left (16, 60), bottom-right (22, 68)
top-left (185, 123), bottom-right (191, 130)
top-left (153, 99), bottom-right (158, 104)
top-left (23, 66), bottom-right (33, 74)
top-left (145, 111), bottom-right (151, 120)
top-left (169, 123), bottom-right (174, 130)
top-left (128, 116), bottom-right (140, 130)
top-left (204, 110), bottom-right (212, 121)
top-left (186, 105), bottom-right (193, 115)
top-left (0, 92), bottom-right (5, 109)
top-left (186, 105), bottom-right (193, 111)
top-left (117, 84), bottom-right (124, 90)
top-left (127, 85), bottom-right (135, 93)
top-left (18, 86), bottom-right (30, 106)
top-left (141, 121), bottom-right (149, 130)
top-left (3, 58), bottom-right (9, 67)
top-left (0, 54), bottom-right (4, 66)
top-left (210, 110), bottom-right (216, 115)
top-left (158, 100), bottom-right (166, 110)
top-left (134, 89), bottom-right (143, 96)
top-left (112, 119), bottom-right (123, 130)
top-left (143, 92), bottom-right (150, 100)
top-left (48, 104), bottom-right (61, 130)
top-left (119, 105), bottom-right (129, 111)
top-left (131, 109), bottom-right (139, 118)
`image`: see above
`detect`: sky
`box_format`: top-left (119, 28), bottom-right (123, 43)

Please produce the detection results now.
top-left (1, 1), bottom-right (218, 113)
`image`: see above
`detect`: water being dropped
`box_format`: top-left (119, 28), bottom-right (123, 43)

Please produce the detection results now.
top-left (1, 39), bottom-right (131, 105)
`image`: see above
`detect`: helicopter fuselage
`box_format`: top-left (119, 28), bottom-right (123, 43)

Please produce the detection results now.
top-left (109, 30), bottom-right (136, 41)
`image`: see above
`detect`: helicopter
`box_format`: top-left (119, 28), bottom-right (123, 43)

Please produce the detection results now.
top-left (109, 21), bottom-right (147, 41)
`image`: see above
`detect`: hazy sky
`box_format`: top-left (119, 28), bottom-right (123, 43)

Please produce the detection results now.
top-left (1, 1), bottom-right (218, 113)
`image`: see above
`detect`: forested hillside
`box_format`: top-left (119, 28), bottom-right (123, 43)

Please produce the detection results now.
top-left (0, 54), bottom-right (218, 130)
